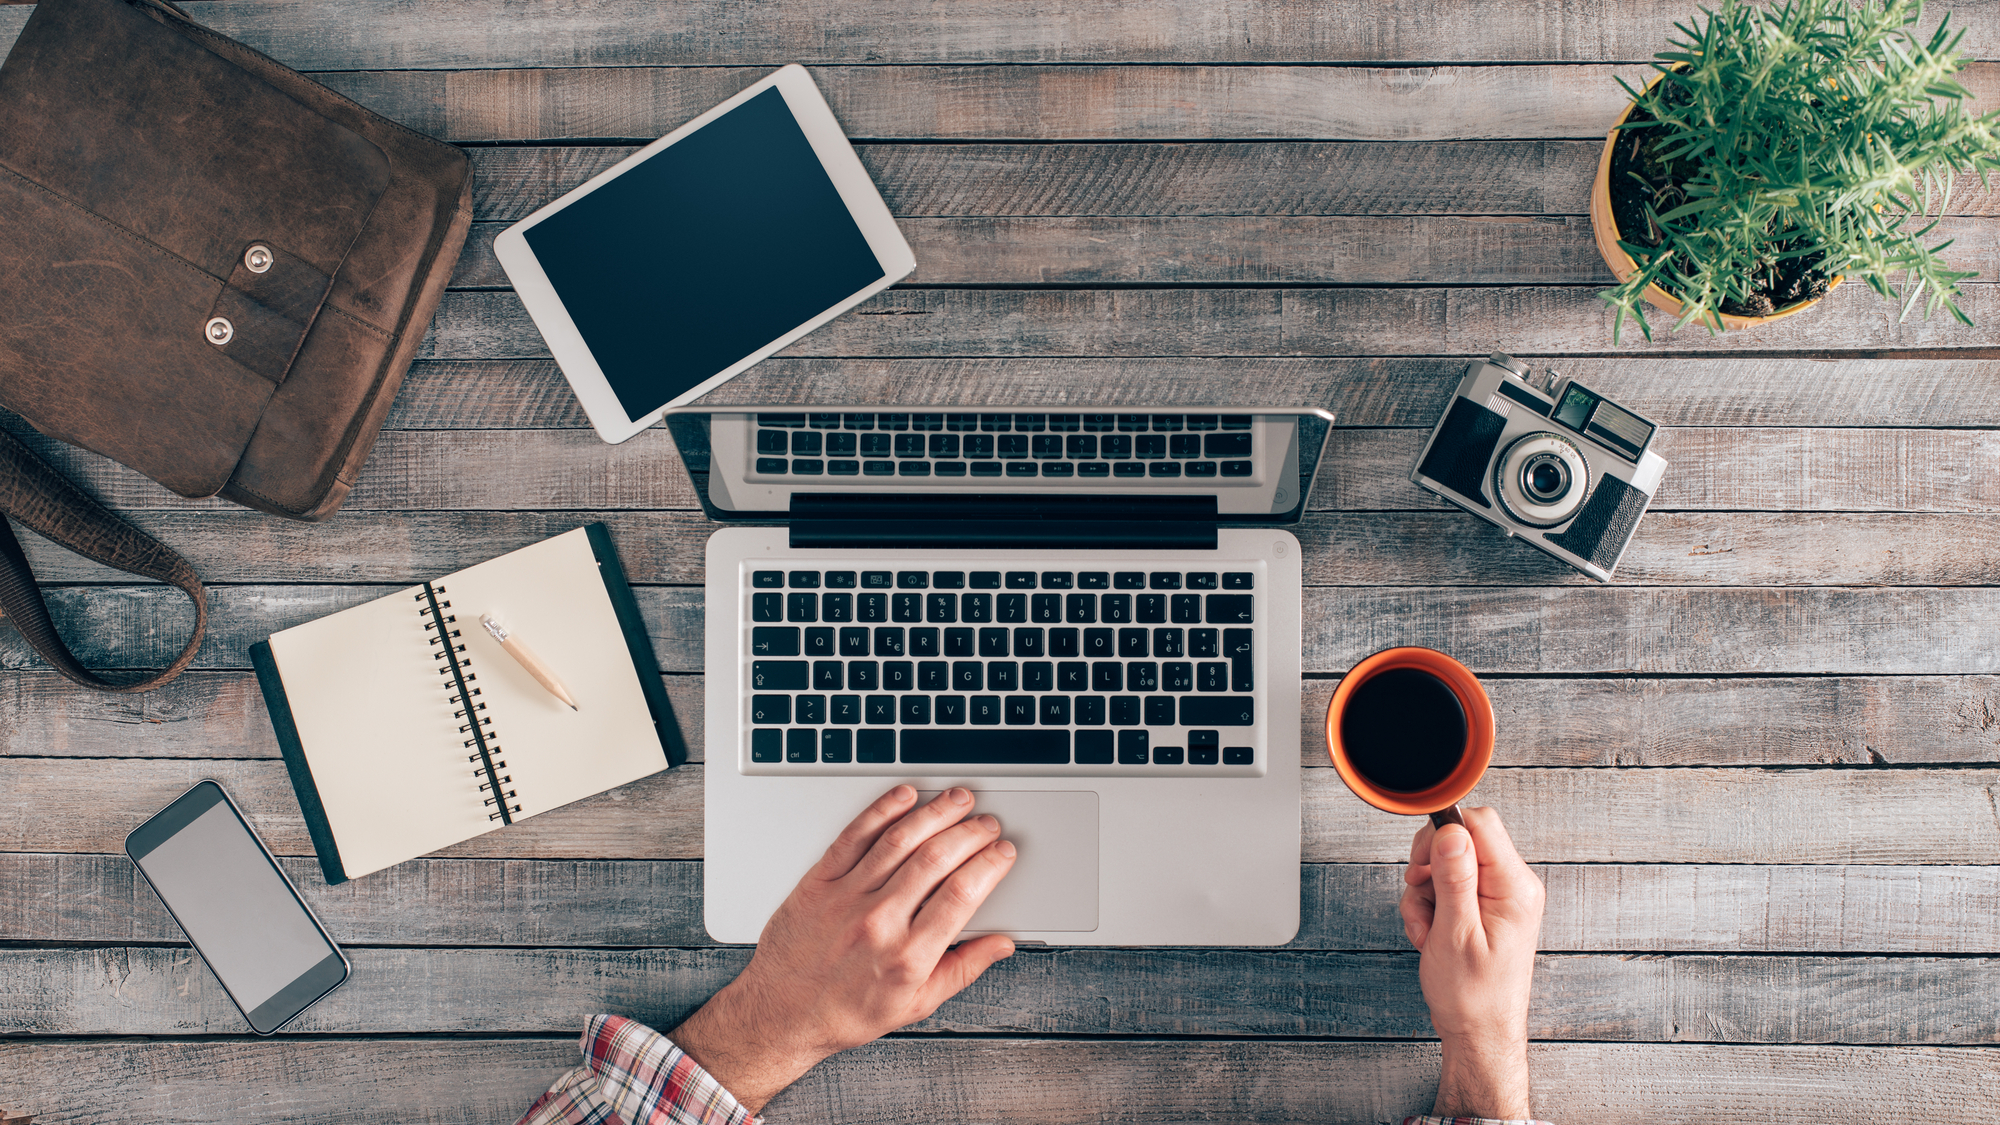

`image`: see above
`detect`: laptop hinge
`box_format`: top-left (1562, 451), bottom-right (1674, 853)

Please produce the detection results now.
top-left (788, 494), bottom-right (1219, 551)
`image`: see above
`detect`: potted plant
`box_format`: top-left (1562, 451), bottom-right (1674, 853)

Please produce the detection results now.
top-left (1593, 0), bottom-right (2000, 342)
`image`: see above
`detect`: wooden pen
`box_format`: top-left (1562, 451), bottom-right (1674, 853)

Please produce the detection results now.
top-left (480, 613), bottom-right (579, 710)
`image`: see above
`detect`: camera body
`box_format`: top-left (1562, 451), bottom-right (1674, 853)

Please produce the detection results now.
top-left (1411, 353), bottom-right (1667, 582)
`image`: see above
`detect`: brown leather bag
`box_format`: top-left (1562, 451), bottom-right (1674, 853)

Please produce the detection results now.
top-left (0, 0), bottom-right (473, 691)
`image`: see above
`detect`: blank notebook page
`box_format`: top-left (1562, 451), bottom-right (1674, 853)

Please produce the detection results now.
top-left (265, 528), bottom-right (665, 880)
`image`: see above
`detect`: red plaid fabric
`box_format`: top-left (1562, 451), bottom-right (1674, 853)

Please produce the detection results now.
top-left (1404, 1117), bottom-right (1554, 1125)
top-left (517, 1015), bottom-right (760, 1125)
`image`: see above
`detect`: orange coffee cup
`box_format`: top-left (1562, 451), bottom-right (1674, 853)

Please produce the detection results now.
top-left (1326, 647), bottom-right (1494, 828)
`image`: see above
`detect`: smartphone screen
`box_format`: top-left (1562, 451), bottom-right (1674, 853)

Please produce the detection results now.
top-left (126, 781), bottom-right (349, 1033)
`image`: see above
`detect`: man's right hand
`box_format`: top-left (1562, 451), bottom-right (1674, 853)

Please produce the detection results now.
top-left (1400, 807), bottom-right (1546, 1120)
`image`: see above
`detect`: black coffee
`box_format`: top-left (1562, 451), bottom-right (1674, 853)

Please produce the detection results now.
top-left (1339, 667), bottom-right (1467, 793)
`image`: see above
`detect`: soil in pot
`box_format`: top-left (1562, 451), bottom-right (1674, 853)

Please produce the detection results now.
top-left (1607, 101), bottom-right (1834, 318)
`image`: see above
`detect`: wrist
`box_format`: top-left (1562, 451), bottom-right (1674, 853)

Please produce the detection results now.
top-left (1433, 1034), bottom-right (1531, 1120)
top-left (669, 982), bottom-right (826, 1113)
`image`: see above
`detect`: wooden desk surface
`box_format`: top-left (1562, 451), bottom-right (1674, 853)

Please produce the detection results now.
top-left (3, 2), bottom-right (1998, 1121)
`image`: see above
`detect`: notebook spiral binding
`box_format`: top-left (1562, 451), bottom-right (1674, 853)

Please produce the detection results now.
top-left (417, 583), bottom-right (521, 823)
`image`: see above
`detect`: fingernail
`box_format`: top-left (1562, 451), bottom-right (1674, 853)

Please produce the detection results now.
top-left (977, 814), bottom-right (999, 831)
top-left (1434, 827), bottom-right (1468, 858)
top-left (948, 787), bottom-right (971, 805)
top-left (996, 840), bottom-right (1017, 858)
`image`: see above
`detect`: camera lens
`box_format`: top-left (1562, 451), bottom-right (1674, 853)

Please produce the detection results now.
top-left (1494, 433), bottom-right (1589, 529)
top-left (1529, 461), bottom-right (1565, 498)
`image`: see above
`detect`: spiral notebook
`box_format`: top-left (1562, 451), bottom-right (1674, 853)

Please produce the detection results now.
top-left (250, 524), bottom-right (684, 884)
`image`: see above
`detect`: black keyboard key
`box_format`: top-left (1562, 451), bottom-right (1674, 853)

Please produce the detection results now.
top-left (910, 628), bottom-right (940, 657)
top-left (1224, 573), bottom-right (1254, 590)
top-left (1032, 434), bottom-right (1064, 459)
top-left (864, 460), bottom-right (896, 476)
top-left (858, 593), bottom-right (888, 622)
top-left (998, 594), bottom-right (1028, 623)
top-left (970, 696), bottom-right (1002, 725)
top-left (1067, 434), bottom-right (1098, 458)
top-left (1191, 746), bottom-right (1219, 765)
top-left (1110, 696), bottom-right (1141, 725)
top-left (757, 430), bottom-right (789, 454)
top-left (1114, 572), bottom-right (1147, 589)
top-left (1066, 593), bottom-right (1097, 623)
top-left (751, 661), bottom-right (808, 690)
top-left (965, 435), bottom-right (996, 458)
top-left (1186, 415), bottom-right (1218, 431)
top-left (929, 433), bottom-right (960, 457)
top-left (953, 662), bottom-right (984, 692)
top-left (1083, 628), bottom-right (1115, 659)
top-left (866, 696), bottom-right (896, 724)
top-left (1041, 462), bottom-right (1075, 477)
top-left (821, 730), bottom-right (852, 763)
top-left (858, 730), bottom-right (895, 763)
top-left (862, 433), bottom-right (893, 456)
top-left (822, 593), bottom-right (853, 622)
top-left (844, 414), bottom-right (876, 430)
top-left (1222, 415), bottom-right (1252, 429)
top-left (1113, 462), bottom-right (1147, 477)
top-left (1118, 730), bottom-right (1150, 765)
top-left (1042, 572), bottom-right (1074, 589)
top-left (839, 627), bottom-right (871, 656)
top-left (1014, 627), bottom-right (1044, 656)
top-left (901, 730), bottom-right (1069, 765)
top-left (883, 661), bottom-right (913, 691)
top-left (1191, 628), bottom-right (1219, 658)
top-left (1129, 662), bottom-right (1159, 692)
top-left (1198, 662), bottom-right (1229, 692)
top-left (1032, 594), bottom-right (1062, 623)
top-left (1144, 696), bottom-right (1176, 726)
top-left (1084, 414), bottom-right (1118, 432)
top-left (971, 572), bottom-right (1002, 589)
top-left (935, 571), bottom-right (966, 589)
top-left (1151, 415), bottom-right (1183, 432)
top-left (1076, 696), bottom-right (1106, 725)
top-left (1049, 628), bottom-right (1080, 657)
top-left (1149, 462), bottom-right (1181, 477)
top-left (1049, 414), bottom-right (1081, 432)
top-left (1118, 628), bottom-right (1149, 658)
top-left (1092, 662), bottom-right (1123, 692)
top-left (751, 627), bottom-right (799, 656)
top-left (944, 628), bottom-right (971, 659)
top-left (752, 592), bottom-right (783, 622)
top-left (848, 663), bottom-right (879, 691)
top-left (826, 433), bottom-right (858, 457)
top-left (1137, 594), bottom-right (1167, 623)
top-left (899, 461), bottom-right (931, 477)
top-left (1163, 661), bottom-right (1194, 691)
top-left (1024, 661), bottom-right (1054, 692)
top-left (963, 593), bottom-right (992, 623)
top-left (895, 433), bottom-right (925, 457)
top-left (751, 695), bottom-right (791, 724)
top-left (827, 571), bottom-right (857, 589)
top-left (756, 458), bottom-right (789, 475)
top-left (1185, 461), bottom-right (1218, 477)
top-left (935, 461), bottom-right (967, 477)
top-left (1075, 729), bottom-right (1114, 763)
top-left (1005, 696), bottom-right (1036, 725)
top-left (813, 661), bottom-right (843, 691)
top-left (863, 571), bottom-right (894, 588)
top-left (1040, 695), bottom-right (1070, 725)
top-left (1207, 594), bottom-right (1254, 624)
top-left (927, 593), bottom-right (958, 623)
top-left (998, 434), bottom-right (1030, 458)
top-left (1150, 573), bottom-right (1182, 590)
top-left (792, 432), bottom-right (823, 455)
top-left (980, 414), bottom-right (1012, 432)
top-left (874, 627), bottom-right (905, 657)
top-left (947, 414), bottom-right (978, 432)
top-left (1155, 628), bottom-right (1185, 657)
top-left (1058, 662), bottom-right (1089, 692)
top-left (1190, 730), bottom-right (1220, 750)
top-left (796, 695), bottom-right (826, 725)
top-left (1171, 594), bottom-right (1202, 623)
top-left (989, 661), bottom-right (1019, 691)
top-left (1170, 434), bottom-right (1201, 458)
top-left (1007, 462), bottom-right (1039, 477)
top-left (1154, 746), bottom-right (1185, 765)
top-left (787, 593), bottom-right (818, 622)
top-left (901, 696), bottom-right (931, 725)
top-left (935, 695), bottom-right (966, 724)
top-left (752, 570), bottom-right (785, 588)
top-left (1188, 573), bottom-right (1218, 590)
top-left (1222, 460), bottom-right (1254, 477)
top-left (804, 627), bottom-right (835, 657)
top-left (892, 593), bottom-right (922, 622)
top-left (1205, 432), bottom-right (1253, 457)
top-left (752, 729), bottom-right (782, 762)
top-left (1101, 594), bottom-right (1131, 623)
top-left (979, 628), bottom-right (1010, 657)
top-left (1136, 434), bottom-right (1167, 459)
top-left (1224, 746), bottom-right (1256, 765)
top-left (1182, 698), bottom-right (1256, 726)
top-left (809, 413), bottom-right (841, 429)
top-left (1101, 434), bottom-right (1133, 458)
top-left (1007, 571), bottom-right (1038, 589)
top-left (1015, 414), bottom-right (1047, 432)
top-left (919, 661), bottom-right (949, 692)
top-left (792, 460), bottom-right (825, 476)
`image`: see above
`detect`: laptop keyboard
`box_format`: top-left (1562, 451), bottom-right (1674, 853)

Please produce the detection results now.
top-left (750, 413), bottom-right (1257, 481)
top-left (743, 564), bottom-right (1263, 775)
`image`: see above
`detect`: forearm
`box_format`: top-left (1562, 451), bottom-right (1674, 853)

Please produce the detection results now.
top-left (1432, 1035), bottom-right (1532, 1120)
top-left (667, 981), bottom-right (826, 1114)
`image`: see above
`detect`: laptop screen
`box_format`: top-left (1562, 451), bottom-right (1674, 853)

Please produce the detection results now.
top-left (662, 407), bottom-right (1332, 523)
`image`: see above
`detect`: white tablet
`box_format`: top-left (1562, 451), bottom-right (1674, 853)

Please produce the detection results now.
top-left (494, 65), bottom-right (916, 444)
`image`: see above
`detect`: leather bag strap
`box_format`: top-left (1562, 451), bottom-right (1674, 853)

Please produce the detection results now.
top-left (0, 429), bottom-right (206, 692)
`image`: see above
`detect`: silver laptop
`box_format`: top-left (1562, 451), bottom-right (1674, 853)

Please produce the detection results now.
top-left (672, 407), bottom-right (1333, 946)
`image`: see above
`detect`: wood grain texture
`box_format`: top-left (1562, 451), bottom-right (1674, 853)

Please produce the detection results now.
top-left (9, 855), bottom-right (2000, 953)
top-left (10, 759), bottom-right (2000, 863)
top-left (463, 142), bottom-right (2000, 222)
top-left (371, 356), bottom-right (2000, 429)
top-left (9, 946), bottom-right (1999, 1044)
top-left (2, 1037), bottom-right (1997, 1124)
top-left (12, 510), bottom-right (2000, 587)
top-left (418, 284), bottom-right (2000, 362)
top-left (10, 0), bottom-right (1995, 68)
top-left (6, 583), bottom-right (1999, 675)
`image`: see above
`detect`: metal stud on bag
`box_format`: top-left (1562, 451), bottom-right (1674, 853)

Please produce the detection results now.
top-left (244, 244), bottom-right (273, 273)
top-left (204, 317), bottom-right (233, 345)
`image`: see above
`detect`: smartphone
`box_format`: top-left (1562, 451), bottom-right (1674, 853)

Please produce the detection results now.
top-left (125, 780), bottom-right (350, 1034)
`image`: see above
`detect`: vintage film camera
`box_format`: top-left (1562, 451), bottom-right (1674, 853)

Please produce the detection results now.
top-left (1410, 353), bottom-right (1667, 582)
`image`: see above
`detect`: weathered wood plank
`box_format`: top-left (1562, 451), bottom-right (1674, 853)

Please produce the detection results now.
top-left (9, 946), bottom-right (1999, 1045)
top-left (9, 854), bottom-right (1999, 953)
top-left (11, 0), bottom-right (1997, 68)
top-left (14, 510), bottom-right (2000, 588)
top-left (419, 285), bottom-right (2000, 362)
top-left (6, 584), bottom-right (1998, 675)
top-left (465, 142), bottom-right (2000, 222)
top-left (374, 356), bottom-right (2000, 430)
top-left (9, 759), bottom-right (2000, 863)
top-left (9, 669), bottom-right (1996, 768)
top-left (2, 1037), bottom-right (1997, 1125)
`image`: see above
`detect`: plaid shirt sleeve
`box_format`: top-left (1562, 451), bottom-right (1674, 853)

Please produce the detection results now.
top-left (516, 1014), bottom-right (761, 1125)
top-left (1403, 1117), bottom-right (1554, 1125)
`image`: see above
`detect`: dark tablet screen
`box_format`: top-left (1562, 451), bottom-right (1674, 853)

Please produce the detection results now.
top-left (524, 86), bottom-right (886, 419)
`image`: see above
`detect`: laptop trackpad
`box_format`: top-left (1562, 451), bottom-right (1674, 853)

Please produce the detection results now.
top-left (920, 790), bottom-right (1098, 933)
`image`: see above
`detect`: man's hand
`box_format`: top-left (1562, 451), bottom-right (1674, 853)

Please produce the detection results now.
top-left (1400, 807), bottom-right (1546, 1120)
top-left (670, 785), bottom-right (1017, 1111)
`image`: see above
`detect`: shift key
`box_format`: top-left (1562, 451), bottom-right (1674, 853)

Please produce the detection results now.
top-left (751, 627), bottom-right (801, 656)
top-left (751, 661), bottom-right (809, 690)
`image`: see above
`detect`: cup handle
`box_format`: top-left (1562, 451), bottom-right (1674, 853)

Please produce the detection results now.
top-left (1429, 803), bottom-right (1465, 830)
